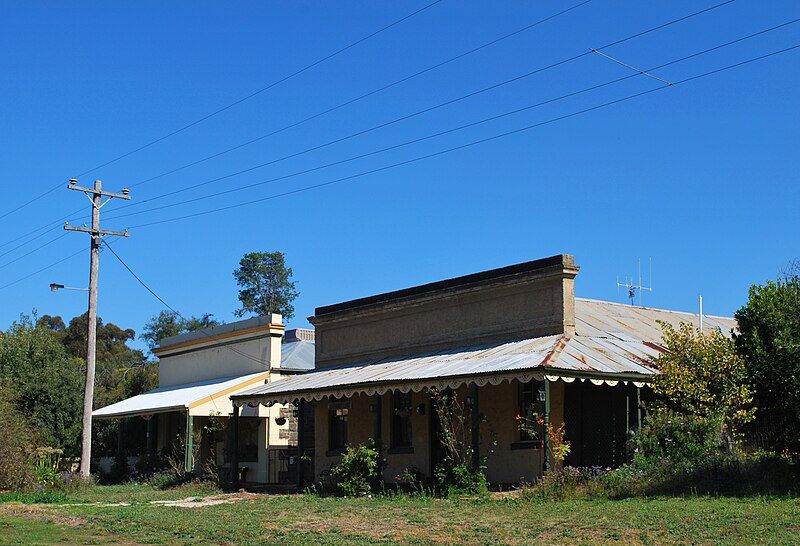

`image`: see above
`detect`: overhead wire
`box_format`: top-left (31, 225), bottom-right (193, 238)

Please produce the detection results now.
top-left (118, 43), bottom-right (800, 231)
top-left (100, 0), bottom-right (741, 219)
top-left (0, 0), bottom-right (445, 224)
top-left (2, 0), bottom-right (737, 244)
top-left (102, 240), bottom-right (274, 367)
top-left (0, 246), bottom-right (87, 291)
top-left (4, 41), bottom-right (796, 291)
top-left (127, 0), bottom-right (596, 189)
top-left (0, 225), bottom-right (62, 260)
top-left (93, 18), bottom-right (800, 225)
top-left (121, 0), bottom-right (736, 197)
top-left (0, 233), bottom-right (69, 272)
top-left (74, 0), bottom-right (446, 178)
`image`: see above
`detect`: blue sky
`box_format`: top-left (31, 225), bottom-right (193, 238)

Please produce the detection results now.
top-left (1, 1), bottom-right (798, 350)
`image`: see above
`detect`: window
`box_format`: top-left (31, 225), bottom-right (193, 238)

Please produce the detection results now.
top-left (391, 391), bottom-right (413, 449)
top-left (237, 417), bottom-right (260, 462)
top-left (518, 379), bottom-right (545, 442)
top-left (328, 404), bottom-right (349, 451)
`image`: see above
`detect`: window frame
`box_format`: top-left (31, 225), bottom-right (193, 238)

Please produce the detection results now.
top-left (517, 379), bottom-right (545, 445)
top-left (328, 404), bottom-right (349, 453)
top-left (390, 390), bottom-right (414, 451)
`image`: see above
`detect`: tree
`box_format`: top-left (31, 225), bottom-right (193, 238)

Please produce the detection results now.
top-left (651, 322), bottom-right (755, 434)
top-left (0, 385), bottom-right (39, 489)
top-left (140, 310), bottom-right (219, 350)
top-left (734, 275), bottom-right (800, 446)
top-left (233, 251), bottom-right (299, 320)
top-left (0, 315), bottom-right (84, 454)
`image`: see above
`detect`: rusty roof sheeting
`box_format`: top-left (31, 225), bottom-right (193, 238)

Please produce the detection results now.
top-left (575, 298), bottom-right (736, 342)
top-left (232, 299), bottom-right (735, 404)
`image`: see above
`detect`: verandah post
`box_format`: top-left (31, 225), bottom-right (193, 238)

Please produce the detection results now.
top-left (231, 405), bottom-right (239, 487)
top-left (116, 417), bottom-right (124, 458)
top-left (470, 383), bottom-right (479, 470)
top-left (543, 379), bottom-right (551, 472)
top-left (373, 393), bottom-right (383, 483)
top-left (146, 416), bottom-right (155, 459)
top-left (296, 399), bottom-right (305, 489)
top-left (636, 387), bottom-right (642, 431)
top-left (184, 412), bottom-right (194, 474)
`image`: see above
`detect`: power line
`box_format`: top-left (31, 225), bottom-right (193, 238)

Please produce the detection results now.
top-left (127, 0), bottom-right (595, 189)
top-left (0, 226), bottom-right (61, 259)
top-left (119, 43), bottom-right (799, 230)
top-left (4, 40), bottom-right (796, 287)
top-left (75, 0), bottom-right (446, 178)
top-left (0, 0), bottom-right (444, 224)
top-left (0, 206), bottom-right (85, 251)
top-left (0, 0), bottom-right (736, 244)
top-left (96, 18), bottom-right (800, 225)
top-left (0, 185), bottom-right (62, 222)
top-left (0, 233), bottom-right (68, 271)
top-left (0, 246), bottom-right (86, 291)
top-left (104, 0), bottom-right (739, 216)
top-left (102, 240), bottom-right (273, 367)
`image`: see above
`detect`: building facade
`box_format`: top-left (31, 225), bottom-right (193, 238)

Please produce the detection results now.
top-left (93, 315), bottom-right (315, 484)
top-left (233, 254), bottom-right (736, 485)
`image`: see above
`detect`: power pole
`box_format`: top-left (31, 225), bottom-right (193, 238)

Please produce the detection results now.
top-left (65, 178), bottom-right (130, 477)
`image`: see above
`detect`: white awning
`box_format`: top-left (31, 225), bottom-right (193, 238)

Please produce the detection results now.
top-left (232, 335), bottom-right (659, 407)
top-left (93, 372), bottom-right (268, 418)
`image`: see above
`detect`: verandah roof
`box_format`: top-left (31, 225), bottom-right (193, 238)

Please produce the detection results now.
top-left (93, 371), bottom-right (268, 418)
top-left (231, 335), bottom-right (659, 407)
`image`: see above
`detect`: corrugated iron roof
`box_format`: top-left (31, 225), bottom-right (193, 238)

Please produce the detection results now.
top-left (280, 339), bottom-right (315, 371)
top-left (575, 298), bottom-right (737, 342)
top-left (93, 372), bottom-right (268, 418)
top-left (233, 299), bottom-right (735, 405)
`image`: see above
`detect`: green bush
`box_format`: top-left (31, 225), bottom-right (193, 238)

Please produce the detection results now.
top-left (32, 448), bottom-right (63, 488)
top-left (434, 462), bottom-right (488, 497)
top-left (633, 409), bottom-right (728, 470)
top-left (0, 387), bottom-right (37, 490)
top-left (331, 441), bottom-right (381, 497)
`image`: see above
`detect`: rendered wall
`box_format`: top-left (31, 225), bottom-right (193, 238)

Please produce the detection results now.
top-left (158, 338), bottom-right (273, 387)
top-left (311, 255), bottom-right (579, 368)
top-left (311, 380), bottom-right (565, 485)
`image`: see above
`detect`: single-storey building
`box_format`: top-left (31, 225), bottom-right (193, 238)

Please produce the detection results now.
top-left (232, 254), bottom-right (735, 485)
top-left (93, 316), bottom-right (315, 484)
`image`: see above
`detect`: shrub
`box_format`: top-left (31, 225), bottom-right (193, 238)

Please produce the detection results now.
top-left (633, 409), bottom-right (728, 470)
top-left (434, 461), bottom-right (488, 497)
top-left (652, 322), bottom-right (755, 434)
top-left (32, 447), bottom-right (63, 488)
top-left (0, 386), bottom-right (37, 490)
top-left (331, 441), bottom-right (381, 497)
top-left (395, 466), bottom-right (427, 495)
top-left (520, 466), bottom-right (611, 502)
top-left (735, 275), bottom-right (800, 453)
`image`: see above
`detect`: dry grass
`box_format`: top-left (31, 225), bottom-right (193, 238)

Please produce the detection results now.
top-left (1, 485), bottom-right (799, 545)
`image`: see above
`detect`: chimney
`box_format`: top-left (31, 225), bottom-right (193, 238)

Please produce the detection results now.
top-left (284, 328), bottom-right (315, 343)
top-left (266, 313), bottom-right (285, 370)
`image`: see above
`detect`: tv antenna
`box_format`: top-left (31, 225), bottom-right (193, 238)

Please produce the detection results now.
top-left (617, 258), bottom-right (653, 306)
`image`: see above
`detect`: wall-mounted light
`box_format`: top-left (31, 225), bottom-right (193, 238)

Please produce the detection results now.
top-left (415, 404), bottom-right (426, 416)
top-left (274, 416), bottom-right (286, 426)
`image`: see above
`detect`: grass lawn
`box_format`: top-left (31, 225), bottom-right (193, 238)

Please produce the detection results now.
top-left (1, 484), bottom-right (799, 545)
